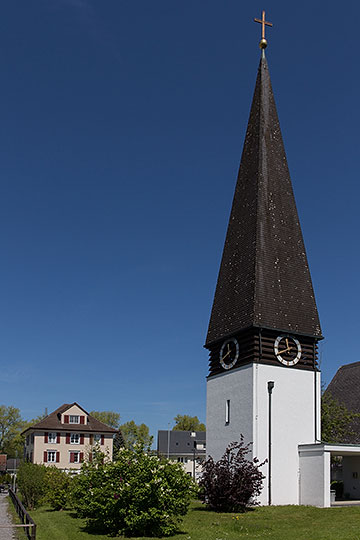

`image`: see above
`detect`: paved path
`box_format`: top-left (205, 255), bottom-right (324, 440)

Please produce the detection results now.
top-left (0, 492), bottom-right (16, 539)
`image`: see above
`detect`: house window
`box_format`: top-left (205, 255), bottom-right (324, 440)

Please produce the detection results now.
top-left (70, 452), bottom-right (80, 463)
top-left (70, 433), bottom-right (80, 444)
top-left (47, 451), bottom-right (57, 463)
top-left (48, 432), bottom-right (57, 444)
top-left (69, 415), bottom-right (79, 424)
top-left (225, 399), bottom-right (230, 424)
top-left (94, 434), bottom-right (101, 443)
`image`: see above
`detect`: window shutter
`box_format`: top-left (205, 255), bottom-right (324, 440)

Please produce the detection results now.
top-left (64, 415), bottom-right (69, 424)
top-left (66, 433), bottom-right (70, 444)
top-left (80, 452), bottom-right (84, 463)
top-left (70, 452), bottom-right (74, 463)
top-left (89, 452), bottom-right (93, 462)
top-left (101, 435), bottom-right (104, 446)
top-left (80, 434), bottom-right (84, 444)
top-left (57, 433), bottom-right (60, 444)
top-left (89, 434), bottom-right (93, 445)
top-left (56, 452), bottom-right (60, 463)
top-left (44, 432), bottom-right (48, 443)
top-left (43, 451), bottom-right (47, 463)
top-left (80, 416), bottom-right (85, 425)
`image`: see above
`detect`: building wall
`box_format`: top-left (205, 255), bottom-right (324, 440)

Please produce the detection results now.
top-left (207, 362), bottom-right (321, 505)
top-left (299, 448), bottom-right (330, 506)
top-left (169, 455), bottom-right (204, 479)
top-left (254, 365), bottom-right (320, 505)
top-left (27, 431), bottom-right (113, 470)
top-left (206, 364), bottom-right (253, 463)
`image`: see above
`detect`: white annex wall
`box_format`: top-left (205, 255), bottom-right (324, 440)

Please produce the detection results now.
top-left (207, 362), bottom-right (321, 506)
top-left (298, 446), bottom-right (330, 507)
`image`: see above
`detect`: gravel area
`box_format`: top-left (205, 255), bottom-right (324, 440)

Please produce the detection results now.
top-left (0, 492), bottom-right (16, 539)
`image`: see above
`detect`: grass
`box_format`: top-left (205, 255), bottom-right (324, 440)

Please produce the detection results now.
top-left (6, 499), bottom-right (360, 540)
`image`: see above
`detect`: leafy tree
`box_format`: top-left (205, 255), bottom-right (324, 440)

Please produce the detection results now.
top-left (90, 410), bottom-right (121, 429)
top-left (17, 462), bottom-right (47, 510)
top-left (71, 445), bottom-right (193, 536)
top-left (119, 420), bottom-right (152, 450)
top-left (0, 407), bottom-right (45, 458)
top-left (173, 414), bottom-right (205, 432)
top-left (7, 414), bottom-right (46, 458)
top-left (321, 392), bottom-right (358, 443)
top-left (44, 467), bottom-right (71, 510)
top-left (0, 405), bottom-right (24, 457)
top-left (199, 438), bottom-right (265, 512)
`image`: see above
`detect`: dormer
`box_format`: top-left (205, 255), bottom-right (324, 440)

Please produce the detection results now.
top-left (61, 404), bottom-right (88, 426)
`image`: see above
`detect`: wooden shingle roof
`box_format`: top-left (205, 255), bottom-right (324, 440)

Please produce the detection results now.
top-left (206, 55), bottom-right (322, 346)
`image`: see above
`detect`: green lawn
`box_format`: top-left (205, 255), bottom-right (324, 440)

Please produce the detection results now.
top-left (10, 500), bottom-right (360, 540)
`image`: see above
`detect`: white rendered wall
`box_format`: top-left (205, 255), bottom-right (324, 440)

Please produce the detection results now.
top-left (298, 447), bottom-right (330, 507)
top-left (206, 363), bottom-right (321, 506)
top-left (254, 365), bottom-right (320, 505)
top-left (206, 364), bottom-right (253, 463)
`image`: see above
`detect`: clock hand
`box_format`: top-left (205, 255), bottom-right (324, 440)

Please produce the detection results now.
top-left (222, 349), bottom-right (232, 360)
top-left (285, 338), bottom-right (289, 348)
top-left (278, 347), bottom-right (291, 355)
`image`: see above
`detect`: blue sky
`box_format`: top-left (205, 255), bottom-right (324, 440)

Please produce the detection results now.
top-left (0, 1), bottom-right (359, 439)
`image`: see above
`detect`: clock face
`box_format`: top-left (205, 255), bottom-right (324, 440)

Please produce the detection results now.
top-left (274, 336), bottom-right (301, 367)
top-left (220, 338), bottom-right (239, 370)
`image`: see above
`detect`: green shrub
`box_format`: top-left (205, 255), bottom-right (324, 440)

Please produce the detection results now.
top-left (1, 473), bottom-right (12, 485)
top-left (17, 462), bottom-right (47, 510)
top-left (71, 445), bottom-right (193, 536)
top-left (44, 467), bottom-right (71, 510)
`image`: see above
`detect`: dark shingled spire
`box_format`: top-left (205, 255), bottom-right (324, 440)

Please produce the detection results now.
top-left (206, 56), bottom-right (322, 346)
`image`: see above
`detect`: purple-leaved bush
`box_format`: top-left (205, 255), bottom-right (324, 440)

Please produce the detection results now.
top-left (199, 436), bottom-right (265, 512)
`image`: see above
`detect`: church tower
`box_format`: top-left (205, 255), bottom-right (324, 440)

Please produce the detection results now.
top-left (205, 14), bottom-right (322, 506)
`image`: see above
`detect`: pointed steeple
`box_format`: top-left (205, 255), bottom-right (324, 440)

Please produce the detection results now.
top-left (206, 55), bottom-right (322, 347)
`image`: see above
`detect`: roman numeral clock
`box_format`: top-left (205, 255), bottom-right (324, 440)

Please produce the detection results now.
top-left (205, 12), bottom-right (322, 507)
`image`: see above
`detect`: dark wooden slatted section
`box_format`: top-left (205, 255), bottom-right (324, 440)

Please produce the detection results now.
top-left (207, 327), bottom-right (319, 377)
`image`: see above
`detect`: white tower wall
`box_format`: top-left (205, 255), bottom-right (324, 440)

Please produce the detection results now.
top-left (206, 363), bottom-right (321, 505)
top-left (206, 364), bottom-right (254, 463)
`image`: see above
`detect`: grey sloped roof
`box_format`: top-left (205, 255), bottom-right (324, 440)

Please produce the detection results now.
top-left (157, 430), bottom-right (206, 455)
top-left (22, 403), bottom-right (118, 435)
top-left (327, 362), bottom-right (360, 413)
top-left (206, 55), bottom-right (321, 346)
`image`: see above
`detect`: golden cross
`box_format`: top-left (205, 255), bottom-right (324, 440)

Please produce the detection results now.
top-left (254, 10), bottom-right (273, 40)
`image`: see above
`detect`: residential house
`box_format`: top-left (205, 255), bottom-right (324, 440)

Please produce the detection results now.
top-left (157, 430), bottom-right (206, 480)
top-left (22, 403), bottom-right (118, 470)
